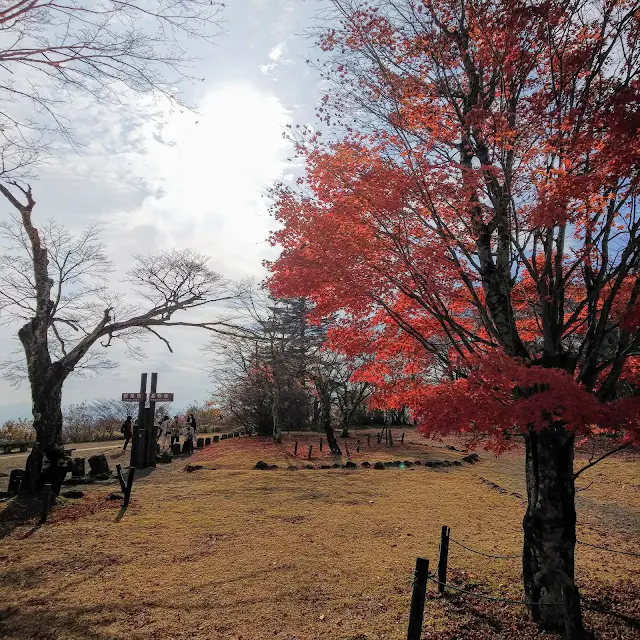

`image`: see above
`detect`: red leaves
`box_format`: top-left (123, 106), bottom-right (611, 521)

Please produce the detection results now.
top-left (268, 0), bottom-right (640, 449)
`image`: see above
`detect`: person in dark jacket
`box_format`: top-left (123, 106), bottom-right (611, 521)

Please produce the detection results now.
top-left (121, 416), bottom-right (133, 450)
top-left (187, 413), bottom-right (197, 434)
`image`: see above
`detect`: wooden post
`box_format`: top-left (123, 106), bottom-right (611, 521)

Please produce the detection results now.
top-left (123, 467), bottom-right (136, 508)
top-left (130, 373), bottom-right (147, 468)
top-left (148, 373), bottom-right (158, 468)
top-left (401, 433), bottom-right (405, 445)
top-left (307, 445), bottom-right (313, 460)
top-left (40, 484), bottom-right (51, 524)
top-left (437, 525), bottom-right (450, 595)
top-left (294, 441), bottom-right (298, 456)
top-left (115, 464), bottom-right (126, 493)
top-left (320, 437), bottom-right (323, 452)
top-left (407, 557), bottom-right (429, 640)
top-left (562, 585), bottom-right (585, 640)
top-left (142, 407), bottom-right (154, 468)
top-left (389, 430), bottom-right (394, 447)
top-left (367, 434), bottom-right (371, 447)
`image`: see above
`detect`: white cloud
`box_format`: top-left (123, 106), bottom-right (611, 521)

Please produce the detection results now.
top-left (269, 43), bottom-right (285, 61)
top-left (260, 42), bottom-right (287, 74)
top-left (57, 81), bottom-right (292, 278)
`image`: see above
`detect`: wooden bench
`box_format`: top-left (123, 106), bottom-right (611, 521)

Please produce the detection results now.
top-left (0, 441), bottom-right (35, 455)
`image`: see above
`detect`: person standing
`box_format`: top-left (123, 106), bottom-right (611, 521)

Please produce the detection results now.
top-left (183, 420), bottom-right (195, 454)
top-left (158, 415), bottom-right (171, 450)
top-left (171, 416), bottom-right (181, 447)
top-left (187, 413), bottom-right (197, 435)
top-left (121, 416), bottom-right (133, 451)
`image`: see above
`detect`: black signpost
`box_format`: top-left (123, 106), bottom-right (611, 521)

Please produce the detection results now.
top-left (122, 372), bottom-right (173, 470)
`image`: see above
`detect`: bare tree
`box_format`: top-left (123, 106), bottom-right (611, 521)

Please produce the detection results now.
top-left (209, 284), bottom-right (372, 451)
top-left (208, 284), bottom-right (308, 440)
top-left (0, 0), bottom-right (225, 176)
top-left (0, 181), bottom-right (247, 491)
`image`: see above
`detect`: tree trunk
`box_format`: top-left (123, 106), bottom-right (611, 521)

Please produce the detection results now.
top-left (320, 392), bottom-right (341, 455)
top-left (523, 425), bottom-right (583, 633)
top-left (272, 384), bottom-right (282, 442)
top-left (22, 379), bottom-right (65, 493)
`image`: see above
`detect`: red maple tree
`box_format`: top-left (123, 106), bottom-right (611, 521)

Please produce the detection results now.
top-left (268, 0), bottom-right (640, 633)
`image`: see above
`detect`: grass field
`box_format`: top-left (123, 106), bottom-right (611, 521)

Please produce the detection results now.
top-left (0, 429), bottom-right (638, 640)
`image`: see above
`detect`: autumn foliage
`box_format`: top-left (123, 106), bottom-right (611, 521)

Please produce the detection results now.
top-left (268, 0), bottom-right (640, 451)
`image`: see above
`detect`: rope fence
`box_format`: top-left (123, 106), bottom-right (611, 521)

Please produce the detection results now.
top-left (449, 537), bottom-right (520, 559)
top-left (447, 536), bottom-right (640, 560)
top-left (423, 572), bottom-right (640, 624)
top-left (576, 540), bottom-right (640, 557)
top-left (406, 525), bottom-right (640, 640)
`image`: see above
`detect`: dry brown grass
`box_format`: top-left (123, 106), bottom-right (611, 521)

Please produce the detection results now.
top-left (0, 429), bottom-right (638, 640)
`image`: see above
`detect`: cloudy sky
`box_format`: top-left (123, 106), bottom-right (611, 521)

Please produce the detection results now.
top-left (0, 0), bottom-right (323, 421)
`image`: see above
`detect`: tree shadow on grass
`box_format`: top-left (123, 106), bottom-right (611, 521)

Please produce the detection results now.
top-left (0, 496), bottom-right (41, 540)
top-left (0, 601), bottom-right (141, 640)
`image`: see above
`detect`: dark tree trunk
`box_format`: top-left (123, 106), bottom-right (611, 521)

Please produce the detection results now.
top-left (320, 392), bottom-right (341, 455)
top-left (22, 378), bottom-right (66, 493)
top-left (523, 425), bottom-right (583, 633)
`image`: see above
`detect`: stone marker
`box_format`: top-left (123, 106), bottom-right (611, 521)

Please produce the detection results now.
top-left (221, 434), bottom-right (227, 440)
top-left (88, 454), bottom-right (110, 476)
top-left (196, 437), bottom-right (204, 449)
top-left (71, 458), bottom-right (85, 477)
top-left (374, 462), bottom-right (385, 470)
top-left (213, 435), bottom-right (220, 443)
top-left (204, 437), bottom-right (211, 446)
top-left (8, 469), bottom-right (24, 494)
top-left (254, 460), bottom-right (269, 470)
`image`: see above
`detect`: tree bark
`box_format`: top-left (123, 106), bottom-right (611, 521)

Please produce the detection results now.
top-left (22, 377), bottom-right (66, 493)
top-left (523, 425), bottom-right (583, 633)
top-left (320, 392), bottom-right (341, 454)
top-left (272, 384), bottom-right (282, 442)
